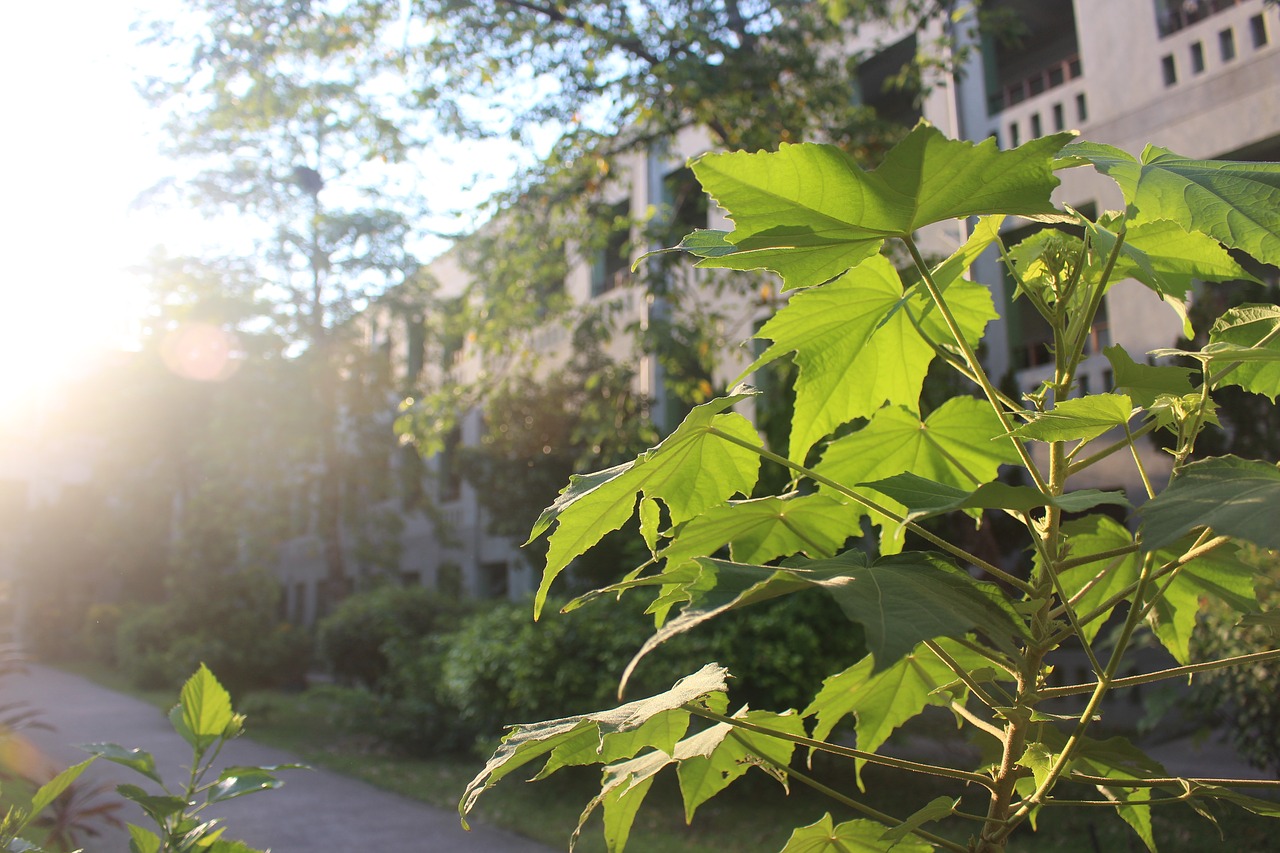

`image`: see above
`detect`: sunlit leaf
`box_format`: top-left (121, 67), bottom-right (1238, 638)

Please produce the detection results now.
top-left (805, 637), bottom-right (1004, 785)
top-left (817, 397), bottom-right (1019, 553)
top-left (1010, 394), bottom-right (1134, 443)
top-left (677, 710), bottom-right (804, 822)
top-left (1105, 345), bottom-right (1194, 409)
top-left (180, 664), bottom-right (235, 751)
top-left (28, 758), bottom-right (94, 820)
top-left (1208, 304), bottom-right (1280, 401)
top-left (531, 390), bottom-right (761, 617)
top-left (692, 125), bottom-right (1071, 289)
top-left (1060, 142), bottom-right (1280, 265)
top-left (863, 473), bottom-right (1128, 524)
top-left (460, 665), bottom-right (728, 828)
top-left (779, 813), bottom-right (933, 853)
top-left (659, 494), bottom-right (864, 569)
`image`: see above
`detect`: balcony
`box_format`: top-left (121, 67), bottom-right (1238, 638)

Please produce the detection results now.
top-left (1156, 0), bottom-right (1251, 38)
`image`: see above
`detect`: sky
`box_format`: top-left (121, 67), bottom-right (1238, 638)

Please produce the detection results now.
top-left (0, 1), bottom-right (177, 417)
top-left (0, 1), bottom-right (529, 421)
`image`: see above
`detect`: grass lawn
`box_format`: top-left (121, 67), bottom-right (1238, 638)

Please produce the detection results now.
top-left (59, 665), bottom-right (1277, 852)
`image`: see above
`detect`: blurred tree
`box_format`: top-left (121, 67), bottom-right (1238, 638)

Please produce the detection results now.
top-left (137, 2), bottom-right (429, 610)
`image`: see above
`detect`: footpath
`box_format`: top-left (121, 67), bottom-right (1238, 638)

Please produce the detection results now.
top-left (5, 665), bottom-right (552, 853)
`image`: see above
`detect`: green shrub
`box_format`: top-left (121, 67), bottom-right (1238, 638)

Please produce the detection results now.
top-left (1188, 547), bottom-right (1280, 774)
top-left (115, 569), bottom-right (310, 698)
top-left (436, 592), bottom-right (863, 749)
top-left (81, 602), bottom-right (126, 667)
top-left (316, 583), bottom-right (466, 688)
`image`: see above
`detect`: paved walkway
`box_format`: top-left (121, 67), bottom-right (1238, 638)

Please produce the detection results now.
top-left (4, 665), bottom-right (552, 853)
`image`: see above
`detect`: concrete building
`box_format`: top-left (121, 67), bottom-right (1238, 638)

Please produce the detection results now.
top-left (278, 0), bottom-right (1280, 617)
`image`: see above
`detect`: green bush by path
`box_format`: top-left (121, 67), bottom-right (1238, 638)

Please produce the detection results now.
top-left (317, 583), bottom-right (467, 689)
top-left (115, 568), bottom-right (310, 698)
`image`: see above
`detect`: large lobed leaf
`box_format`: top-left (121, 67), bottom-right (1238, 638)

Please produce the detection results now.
top-left (1060, 142), bottom-right (1280, 266)
top-left (741, 228), bottom-right (998, 463)
top-left (460, 664), bottom-right (728, 828)
top-left (691, 123), bottom-right (1072, 289)
top-left (1054, 514), bottom-right (1257, 662)
top-left (805, 637), bottom-right (1007, 786)
top-left (1140, 456), bottom-right (1280, 552)
top-left (529, 390), bottom-right (761, 617)
top-left (779, 813), bottom-right (933, 853)
top-left (1207, 304), bottom-right (1280, 401)
top-left (817, 397), bottom-right (1019, 553)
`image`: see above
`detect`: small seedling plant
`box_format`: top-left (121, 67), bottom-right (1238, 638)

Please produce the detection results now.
top-left (84, 665), bottom-right (301, 853)
top-left (460, 124), bottom-right (1280, 852)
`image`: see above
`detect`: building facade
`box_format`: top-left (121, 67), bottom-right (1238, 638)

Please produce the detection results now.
top-left (277, 0), bottom-right (1280, 620)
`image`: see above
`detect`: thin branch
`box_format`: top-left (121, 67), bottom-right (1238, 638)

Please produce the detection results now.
top-left (904, 237), bottom-right (1048, 494)
top-left (1038, 648), bottom-right (1280, 699)
top-left (685, 704), bottom-right (997, 791)
top-left (726, 731), bottom-right (970, 853)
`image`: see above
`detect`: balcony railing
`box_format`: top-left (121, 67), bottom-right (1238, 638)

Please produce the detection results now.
top-left (988, 54), bottom-right (1083, 115)
top-left (1157, 0), bottom-right (1248, 38)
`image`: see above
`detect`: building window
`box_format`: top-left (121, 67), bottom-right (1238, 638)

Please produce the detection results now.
top-left (1220, 27), bottom-right (1236, 61)
top-left (1161, 54), bottom-right (1178, 86)
top-left (1009, 122), bottom-right (1020, 147)
top-left (1076, 93), bottom-right (1088, 123)
top-left (438, 426), bottom-right (462, 503)
top-left (1190, 40), bottom-right (1205, 73)
top-left (1030, 112), bottom-right (1043, 138)
top-left (480, 561), bottom-right (509, 599)
top-left (1250, 14), bottom-right (1268, 47)
top-left (1052, 103), bottom-right (1065, 132)
top-left (590, 199), bottom-right (631, 297)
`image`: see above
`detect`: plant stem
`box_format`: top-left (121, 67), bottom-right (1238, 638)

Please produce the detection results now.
top-left (1039, 648), bottom-right (1280, 698)
top-left (684, 704), bottom-right (996, 790)
top-left (904, 236), bottom-right (1048, 493)
top-left (726, 732), bottom-right (970, 853)
top-left (924, 640), bottom-right (1006, 710)
top-left (1068, 420), bottom-right (1157, 476)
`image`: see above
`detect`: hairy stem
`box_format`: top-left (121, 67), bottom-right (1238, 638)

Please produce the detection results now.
top-left (904, 236), bottom-right (1047, 493)
top-left (685, 704), bottom-right (996, 790)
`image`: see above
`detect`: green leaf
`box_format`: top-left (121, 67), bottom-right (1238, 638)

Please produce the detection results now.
top-left (80, 743), bottom-right (163, 785)
top-left (127, 825), bottom-right (161, 853)
top-left (742, 225), bottom-right (998, 464)
top-left (1208, 305), bottom-right (1280, 401)
top-left (674, 229), bottom-right (737, 258)
top-left (1053, 515), bottom-right (1141, 644)
top-left (1140, 456), bottom-right (1280, 551)
top-left (1018, 742), bottom-right (1056, 792)
top-left (208, 769), bottom-right (283, 803)
top-left (658, 493), bottom-right (864, 569)
top-left (862, 473), bottom-right (1128, 524)
top-left (1087, 218), bottom-right (1257, 328)
top-left (805, 637), bottom-right (1004, 785)
top-left (531, 390), bottom-right (761, 617)
top-left (779, 813), bottom-right (933, 853)
top-left (1105, 345), bottom-right (1194, 409)
top-left (817, 397), bottom-right (1019, 553)
top-left (1010, 393), bottom-right (1134, 443)
top-left (803, 551), bottom-right (1026, 669)
top-left (180, 665), bottom-right (235, 751)
top-left (677, 710), bottom-right (804, 822)
top-left (691, 125), bottom-right (1071, 290)
top-left (460, 665), bottom-right (728, 828)
top-left (880, 796), bottom-right (957, 844)
top-left (747, 256), bottom-right (915, 461)
top-left (27, 758), bottom-right (93, 820)
top-left (1146, 543), bottom-right (1258, 664)
top-left (115, 785), bottom-right (189, 827)
top-left (1061, 142), bottom-right (1280, 266)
